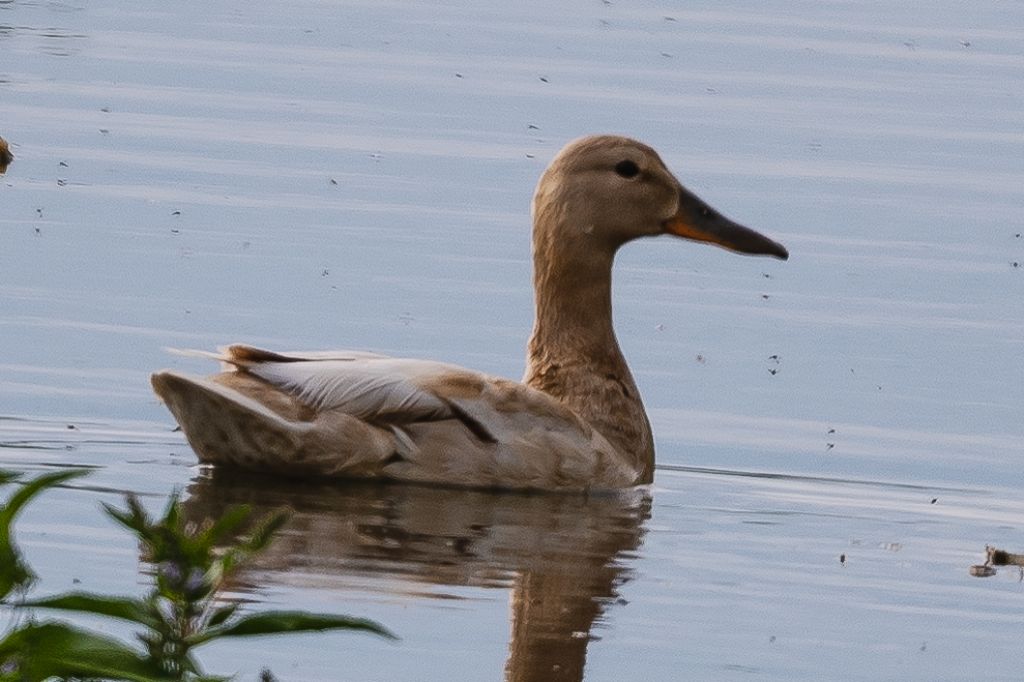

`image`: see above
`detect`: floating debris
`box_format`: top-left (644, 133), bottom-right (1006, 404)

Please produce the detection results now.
top-left (0, 136), bottom-right (12, 173)
top-left (970, 545), bottom-right (1024, 578)
top-left (985, 546), bottom-right (1024, 567)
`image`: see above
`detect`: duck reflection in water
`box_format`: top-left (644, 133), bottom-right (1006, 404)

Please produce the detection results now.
top-left (182, 471), bottom-right (650, 681)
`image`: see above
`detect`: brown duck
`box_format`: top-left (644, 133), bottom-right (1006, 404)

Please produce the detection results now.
top-left (152, 135), bottom-right (788, 491)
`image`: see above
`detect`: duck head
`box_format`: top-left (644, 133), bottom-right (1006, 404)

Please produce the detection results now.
top-left (532, 135), bottom-right (788, 260)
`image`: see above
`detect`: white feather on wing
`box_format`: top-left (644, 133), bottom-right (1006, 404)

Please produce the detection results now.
top-left (237, 353), bottom-right (470, 424)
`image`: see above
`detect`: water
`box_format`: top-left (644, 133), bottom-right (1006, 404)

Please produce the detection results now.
top-left (1, 1), bottom-right (1023, 679)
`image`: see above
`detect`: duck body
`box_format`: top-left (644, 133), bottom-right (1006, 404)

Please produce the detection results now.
top-left (154, 346), bottom-right (638, 490)
top-left (152, 135), bottom-right (788, 491)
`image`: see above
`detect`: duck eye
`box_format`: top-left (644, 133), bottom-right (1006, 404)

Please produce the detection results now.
top-left (614, 160), bottom-right (640, 179)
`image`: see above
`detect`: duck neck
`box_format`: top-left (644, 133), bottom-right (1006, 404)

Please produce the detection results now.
top-left (523, 236), bottom-right (654, 482)
top-left (528, 247), bottom-right (619, 365)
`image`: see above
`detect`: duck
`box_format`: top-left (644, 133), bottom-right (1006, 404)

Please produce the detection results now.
top-left (151, 135), bottom-right (788, 491)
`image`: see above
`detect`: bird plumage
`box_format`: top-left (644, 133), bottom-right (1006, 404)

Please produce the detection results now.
top-left (152, 135), bottom-right (788, 491)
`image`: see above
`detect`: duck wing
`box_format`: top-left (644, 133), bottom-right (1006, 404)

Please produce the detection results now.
top-left (215, 344), bottom-right (496, 440)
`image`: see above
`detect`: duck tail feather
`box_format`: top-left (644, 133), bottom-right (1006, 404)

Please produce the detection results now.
top-left (151, 370), bottom-right (307, 471)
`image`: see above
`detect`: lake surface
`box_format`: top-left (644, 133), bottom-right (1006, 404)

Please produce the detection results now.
top-left (2, 1), bottom-right (1023, 679)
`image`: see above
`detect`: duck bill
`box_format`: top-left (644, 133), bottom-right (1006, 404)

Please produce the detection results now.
top-left (664, 187), bottom-right (789, 260)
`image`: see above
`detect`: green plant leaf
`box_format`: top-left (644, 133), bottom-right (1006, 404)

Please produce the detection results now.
top-left (206, 602), bottom-right (241, 628)
top-left (245, 509), bottom-right (290, 551)
top-left (0, 469), bottom-right (90, 529)
top-left (215, 509), bottom-right (290, 580)
top-left (158, 488), bottom-right (182, 531)
top-left (103, 494), bottom-right (152, 537)
top-left (0, 620), bottom-right (173, 681)
top-left (0, 549), bottom-right (32, 604)
top-left (225, 510), bottom-right (290, 568)
top-left (196, 504), bottom-right (251, 549)
top-left (186, 610), bottom-right (397, 645)
top-left (22, 591), bottom-right (159, 628)
top-left (0, 469), bottom-right (90, 599)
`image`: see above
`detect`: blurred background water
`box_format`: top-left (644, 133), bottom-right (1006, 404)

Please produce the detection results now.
top-left (1, 1), bottom-right (1022, 679)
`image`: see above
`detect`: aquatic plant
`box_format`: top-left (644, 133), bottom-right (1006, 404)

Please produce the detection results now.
top-left (0, 469), bottom-right (395, 680)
